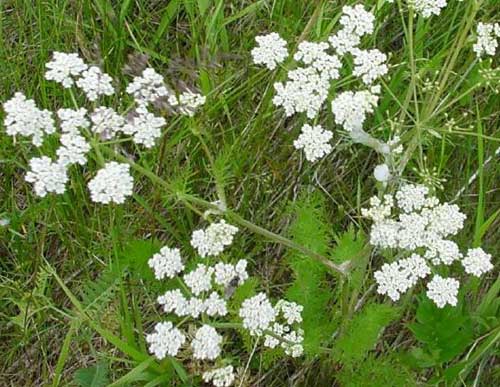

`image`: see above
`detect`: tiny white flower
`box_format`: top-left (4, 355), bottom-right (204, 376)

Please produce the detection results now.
top-left (462, 248), bottom-right (493, 277)
top-left (25, 156), bottom-right (68, 197)
top-left (122, 111), bottom-right (166, 148)
top-left (76, 66), bottom-right (114, 101)
top-left (126, 67), bottom-right (170, 106)
top-left (251, 32), bottom-right (288, 70)
top-left (57, 108), bottom-right (90, 134)
top-left (426, 275), bottom-right (459, 308)
top-left (45, 52), bottom-right (88, 88)
top-left (190, 220), bottom-right (239, 258)
top-left (191, 325), bottom-right (222, 360)
top-left (202, 366), bottom-right (235, 387)
top-left (146, 321), bottom-right (186, 359)
top-left (90, 107), bottom-right (125, 140)
top-left (293, 124), bottom-right (333, 162)
top-left (88, 162), bottom-right (133, 204)
top-left (3, 92), bottom-right (55, 146)
top-left (413, 0), bottom-right (448, 18)
top-left (239, 292), bottom-right (277, 336)
top-left (183, 264), bottom-right (214, 296)
top-left (56, 133), bottom-right (91, 166)
top-left (148, 246), bottom-right (184, 280)
top-left (157, 289), bottom-right (189, 316)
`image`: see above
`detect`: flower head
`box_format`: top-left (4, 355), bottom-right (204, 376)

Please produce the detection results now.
top-left (190, 220), bottom-right (239, 258)
top-left (191, 325), bottom-right (223, 360)
top-left (88, 162), bottom-right (134, 204)
top-left (76, 66), bottom-right (114, 101)
top-left (45, 52), bottom-right (88, 88)
top-left (462, 248), bottom-right (493, 277)
top-left (239, 292), bottom-right (277, 336)
top-left (25, 156), bottom-right (68, 197)
top-left (251, 33), bottom-right (288, 70)
top-left (148, 246), bottom-right (184, 280)
top-left (202, 366), bottom-right (235, 387)
top-left (426, 275), bottom-right (459, 308)
top-left (3, 92), bottom-right (55, 146)
top-left (293, 124), bottom-right (333, 162)
top-left (146, 321), bottom-right (186, 359)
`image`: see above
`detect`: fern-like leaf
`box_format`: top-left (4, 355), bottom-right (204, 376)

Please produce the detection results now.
top-left (335, 303), bottom-right (399, 364)
top-left (286, 192), bottom-right (336, 356)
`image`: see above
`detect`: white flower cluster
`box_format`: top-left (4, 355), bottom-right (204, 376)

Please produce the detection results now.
top-left (3, 92), bottom-right (55, 146)
top-left (191, 220), bottom-right (239, 258)
top-left (253, 5), bottom-right (388, 163)
top-left (331, 87), bottom-right (380, 132)
top-left (145, 321), bottom-right (186, 359)
top-left (169, 90), bottom-right (207, 117)
top-left (126, 67), bottom-right (169, 107)
top-left (293, 124), bottom-right (333, 162)
top-left (412, 0), bottom-right (448, 18)
top-left (426, 275), bottom-right (459, 308)
top-left (202, 366), bottom-right (235, 387)
top-left (473, 22), bottom-right (500, 58)
top-left (76, 66), bottom-right (114, 101)
top-left (148, 246), bottom-right (184, 280)
top-left (25, 156), bottom-right (68, 197)
top-left (45, 52), bottom-right (88, 88)
top-left (122, 111), bottom-right (166, 148)
top-left (240, 293), bottom-right (304, 357)
top-left (88, 162), bottom-right (134, 204)
top-left (251, 32), bottom-right (288, 70)
top-left (363, 184), bottom-right (493, 307)
top-left (3, 53), bottom-right (206, 201)
top-left (147, 255), bottom-right (249, 361)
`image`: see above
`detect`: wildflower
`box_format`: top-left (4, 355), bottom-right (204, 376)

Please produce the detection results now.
top-left (202, 366), bottom-right (235, 387)
top-left (239, 292), bottom-right (277, 336)
top-left (188, 297), bottom-right (207, 318)
top-left (294, 42), bottom-right (342, 80)
top-left (352, 48), bottom-right (388, 85)
top-left (148, 246), bottom-right (184, 280)
top-left (251, 32), bottom-right (288, 70)
top-left (281, 329), bottom-right (304, 357)
top-left (183, 264), bottom-right (214, 296)
top-left (426, 275), bottom-right (459, 308)
top-left (373, 163), bottom-right (391, 182)
top-left (329, 29), bottom-right (361, 56)
top-left (331, 89), bottom-right (379, 132)
top-left (462, 248), bottom-right (493, 277)
top-left (88, 162), bottom-right (134, 204)
top-left (57, 108), bottom-right (90, 134)
top-left (374, 254), bottom-right (430, 301)
top-left (191, 325), bottom-right (222, 360)
top-left (412, 0), bottom-right (448, 18)
top-left (170, 90), bottom-right (206, 116)
top-left (146, 321), bottom-right (186, 359)
top-left (293, 124), bottom-right (333, 162)
top-left (3, 92), bottom-right (55, 146)
top-left (204, 292), bottom-right (228, 317)
top-left (190, 220), bottom-right (239, 258)
top-left (473, 22), bottom-right (500, 57)
top-left (90, 107), bottom-right (125, 140)
top-left (214, 259), bottom-right (249, 287)
top-left (56, 133), bottom-right (91, 166)
top-left (25, 156), bottom-right (68, 197)
top-left (76, 66), bottom-right (114, 101)
top-left (273, 67), bottom-right (331, 119)
top-left (395, 184), bottom-right (430, 213)
top-left (339, 4), bottom-right (375, 37)
top-left (424, 239), bottom-right (462, 265)
top-left (45, 52), bottom-right (88, 88)
top-left (157, 289), bottom-right (189, 316)
top-left (361, 194), bottom-right (394, 223)
top-left (122, 111), bottom-right (166, 148)
top-left (126, 67), bottom-right (170, 107)
top-left (275, 300), bottom-right (303, 324)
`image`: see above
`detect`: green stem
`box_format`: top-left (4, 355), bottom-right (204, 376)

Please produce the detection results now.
top-left (102, 149), bottom-right (349, 277)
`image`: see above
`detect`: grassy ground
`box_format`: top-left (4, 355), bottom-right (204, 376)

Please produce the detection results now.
top-left (0, 0), bottom-right (499, 386)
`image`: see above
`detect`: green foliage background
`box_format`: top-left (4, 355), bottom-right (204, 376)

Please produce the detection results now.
top-left (0, 0), bottom-right (499, 385)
